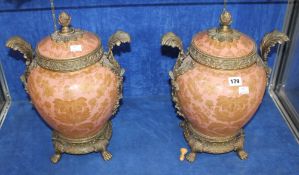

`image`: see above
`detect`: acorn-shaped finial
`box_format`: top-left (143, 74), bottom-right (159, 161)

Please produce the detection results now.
top-left (217, 10), bottom-right (233, 33)
top-left (58, 12), bottom-right (72, 34)
top-left (220, 10), bottom-right (232, 26)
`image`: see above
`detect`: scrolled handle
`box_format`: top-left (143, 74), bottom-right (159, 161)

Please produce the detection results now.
top-left (6, 36), bottom-right (33, 63)
top-left (259, 30), bottom-right (289, 79)
top-left (161, 32), bottom-right (184, 56)
top-left (100, 31), bottom-right (130, 77)
top-left (260, 30), bottom-right (289, 65)
top-left (6, 36), bottom-right (34, 91)
top-left (108, 30), bottom-right (131, 53)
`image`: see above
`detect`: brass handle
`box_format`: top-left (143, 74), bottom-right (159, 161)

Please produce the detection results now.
top-left (6, 36), bottom-right (34, 91)
top-left (260, 30), bottom-right (289, 63)
top-left (108, 30), bottom-right (131, 53)
top-left (161, 32), bottom-right (184, 56)
top-left (260, 30), bottom-right (289, 75)
top-left (102, 31), bottom-right (131, 77)
top-left (6, 36), bottom-right (33, 62)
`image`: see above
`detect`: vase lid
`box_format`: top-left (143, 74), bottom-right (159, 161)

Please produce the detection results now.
top-left (35, 12), bottom-right (104, 72)
top-left (191, 10), bottom-right (256, 59)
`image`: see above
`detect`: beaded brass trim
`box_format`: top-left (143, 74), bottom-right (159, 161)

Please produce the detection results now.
top-left (103, 30), bottom-right (131, 116)
top-left (99, 53), bottom-right (124, 115)
top-left (169, 55), bottom-right (196, 119)
top-left (161, 32), bottom-right (193, 119)
top-left (188, 43), bottom-right (258, 70)
top-left (36, 46), bottom-right (104, 72)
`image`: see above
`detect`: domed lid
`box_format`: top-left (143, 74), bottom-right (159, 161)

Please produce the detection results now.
top-left (36, 12), bottom-right (104, 72)
top-left (189, 10), bottom-right (258, 70)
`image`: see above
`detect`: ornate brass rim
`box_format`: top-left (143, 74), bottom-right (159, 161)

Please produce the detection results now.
top-left (187, 122), bottom-right (240, 143)
top-left (53, 122), bottom-right (110, 144)
top-left (188, 42), bottom-right (258, 70)
top-left (36, 45), bottom-right (104, 72)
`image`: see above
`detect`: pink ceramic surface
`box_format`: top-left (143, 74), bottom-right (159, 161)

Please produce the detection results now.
top-left (37, 32), bottom-right (100, 60)
top-left (176, 63), bottom-right (267, 137)
top-left (193, 31), bottom-right (255, 58)
top-left (27, 63), bottom-right (119, 139)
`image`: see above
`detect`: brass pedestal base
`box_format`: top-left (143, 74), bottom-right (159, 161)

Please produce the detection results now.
top-left (51, 121), bottom-right (112, 163)
top-left (181, 121), bottom-right (248, 162)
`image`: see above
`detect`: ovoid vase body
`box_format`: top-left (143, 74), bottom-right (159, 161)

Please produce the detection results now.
top-left (27, 63), bottom-right (119, 139)
top-left (176, 63), bottom-right (266, 137)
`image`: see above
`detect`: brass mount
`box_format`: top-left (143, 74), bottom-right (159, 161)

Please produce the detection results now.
top-left (51, 121), bottom-right (113, 164)
top-left (180, 121), bottom-right (248, 162)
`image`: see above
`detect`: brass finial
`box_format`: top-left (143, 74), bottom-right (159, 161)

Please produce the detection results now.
top-left (220, 10), bottom-right (232, 26)
top-left (218, 10), bottom-right (233, 33)
top-left (58, 12), bottom-right (73, 34)
top-left (51, 11), bottom-right (84, 42)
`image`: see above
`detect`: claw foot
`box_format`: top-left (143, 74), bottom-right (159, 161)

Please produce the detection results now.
top-left (185, 152), bottom-right (196, 162)
top-left (51, 153), bottom-right (61, 164)
top-left (102, 151), bottom-right (112, 161)
top-left (237, 149), bottom-right (248, 160)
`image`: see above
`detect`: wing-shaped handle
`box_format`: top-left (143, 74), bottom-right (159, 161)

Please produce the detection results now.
top-left (260, 30), bottom-right (289, 65)
top-left (6, 36), bottom-right (33, 63)
top-left (6, 36), bottom-right (34, 92)
top-left (161, 32), bottom-right (184, 56)
top-left (108, 30), bottom-right (131, 53)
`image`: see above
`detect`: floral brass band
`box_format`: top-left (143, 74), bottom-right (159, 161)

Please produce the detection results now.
top-left (36, 46), bottom-right (104, 72)
top-left (188, 43), bottom-right (258, 70)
